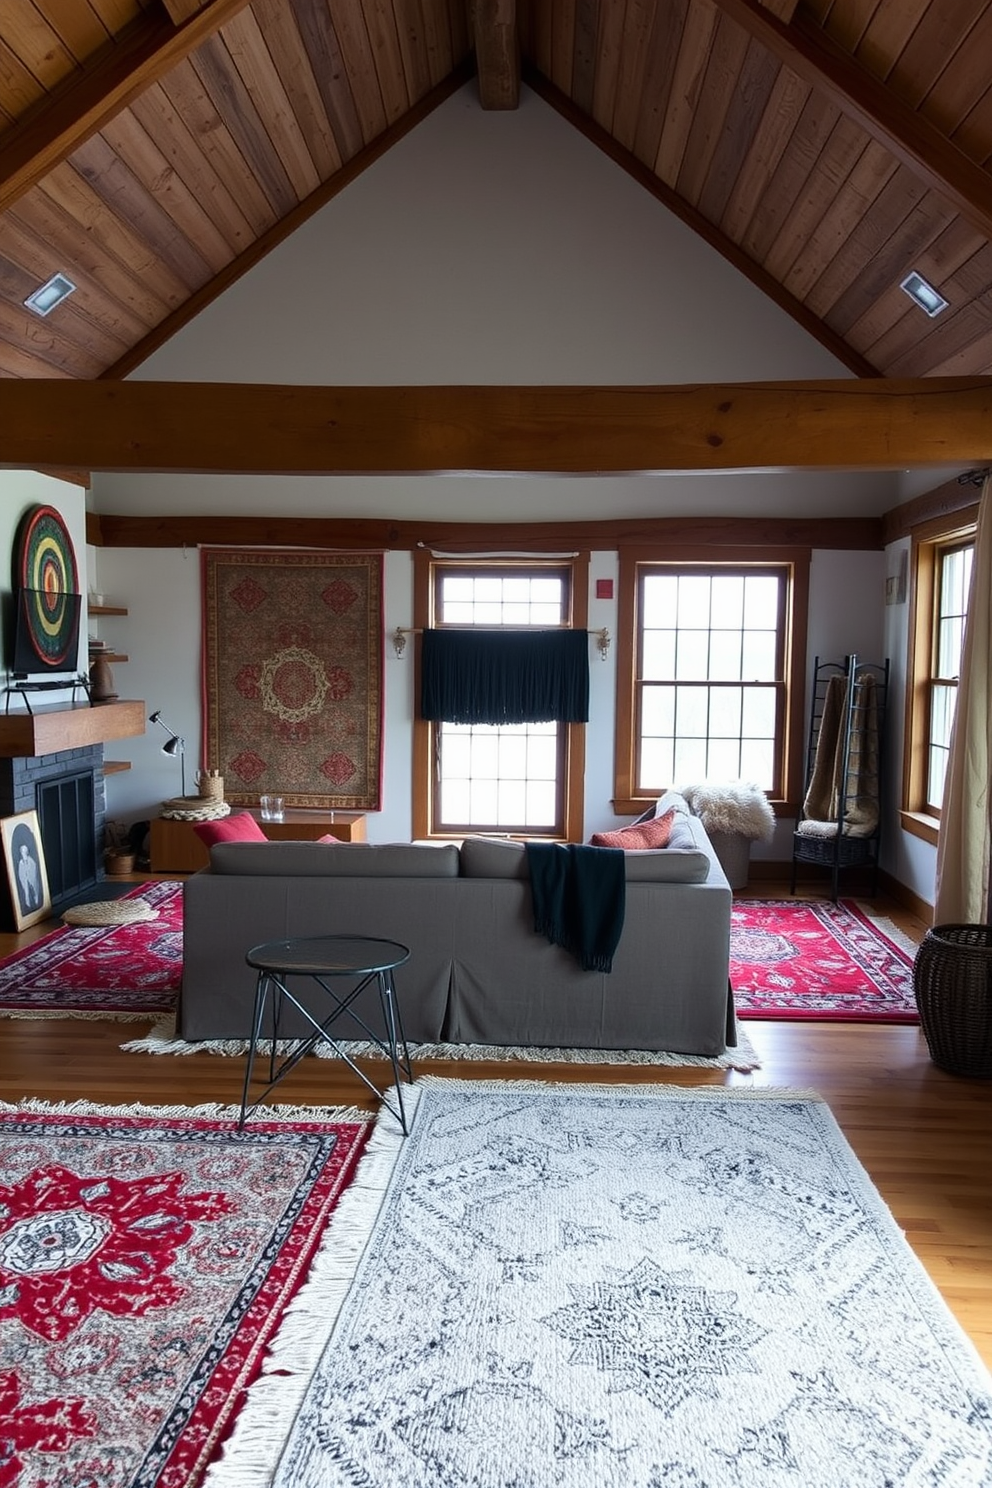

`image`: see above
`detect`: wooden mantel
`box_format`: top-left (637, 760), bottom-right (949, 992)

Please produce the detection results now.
top-left (0, 699), bottom-right (146, 758)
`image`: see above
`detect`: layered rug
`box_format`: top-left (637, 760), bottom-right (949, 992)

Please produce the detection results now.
top-left (0, 882), bottom-right (182, 1020)
top-left (731, 897), bottom-right (918, 1022)
top-left (0, 1096), bottom-right (372, 1488)
top-left (205, 1079), bottom-right (992, 1488)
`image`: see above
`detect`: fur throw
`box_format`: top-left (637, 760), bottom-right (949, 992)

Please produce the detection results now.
top-left (677, 781), bottom-right (776, 842)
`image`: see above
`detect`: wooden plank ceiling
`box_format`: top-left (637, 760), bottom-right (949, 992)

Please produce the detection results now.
top-left (1, 0), bottom-right (991, 384)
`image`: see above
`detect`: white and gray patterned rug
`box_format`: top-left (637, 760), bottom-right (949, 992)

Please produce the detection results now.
top-left (206, 1079), bottom-right (992, 1488)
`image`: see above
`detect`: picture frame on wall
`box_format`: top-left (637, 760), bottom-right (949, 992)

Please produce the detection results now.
top-left (1, 809), bottom-right (51, 931)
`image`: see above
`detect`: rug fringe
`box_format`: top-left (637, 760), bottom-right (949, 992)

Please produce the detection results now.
top-left (1, 1007), bottom-right (170, 1022)
top-left (201, 1089), bottom-right (417, 1488)
top-left (0, 1095), bottom-right (369, 1123)
top-left (852, 903), bottom-right (921, 960)
top-left (413, 1075), bottom-right (822, 1100)
top-left (121, 1019), bottom-right (762, 1072)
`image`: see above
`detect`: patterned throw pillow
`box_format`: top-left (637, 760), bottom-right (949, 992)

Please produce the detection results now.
top-left (590, 808), bottom-right (676, 850)
top-left (193, 812), bottom-right (268, 848)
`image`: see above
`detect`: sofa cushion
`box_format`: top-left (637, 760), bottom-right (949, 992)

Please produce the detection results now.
top-left (590, 809), bottom-right (675, 849)
top-left (627, 790), bottom-right (692, 826)
top-left (622, 847), bottom-right (710, 883)
top-left (193, 811), bottom-right (267, 847)
top-left (459, 836), bottom-right (531, 880)
top-left (209, 841), bottom-right (461, 877)
top-left (460, 832), bottom-right (710, 884)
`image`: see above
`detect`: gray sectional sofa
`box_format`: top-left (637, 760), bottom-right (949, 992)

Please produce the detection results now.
top-left (179, 804), bottom-right (735, 1056)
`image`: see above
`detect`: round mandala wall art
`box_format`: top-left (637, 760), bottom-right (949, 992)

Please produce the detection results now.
top-left (13, 504), bottom-right (80, 670)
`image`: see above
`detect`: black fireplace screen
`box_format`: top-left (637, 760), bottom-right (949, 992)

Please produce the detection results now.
top-left (37, 769), bottom-right (97, 904)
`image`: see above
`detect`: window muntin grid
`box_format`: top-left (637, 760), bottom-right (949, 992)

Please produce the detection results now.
top-left (432, 566), bottom-right (570, 836)
top-left (927, 541), bottom-right (974, 813)
top-left (636, 568), bottom-right (786, 794)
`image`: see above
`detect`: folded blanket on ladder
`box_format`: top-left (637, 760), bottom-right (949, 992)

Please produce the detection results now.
top-left (525, 842), bottom-right (626, 972)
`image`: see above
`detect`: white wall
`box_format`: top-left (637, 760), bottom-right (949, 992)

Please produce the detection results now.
top-left (92, 542), bottom-right (888, 844)
top-left (129, 82), bottom-right (851, 389)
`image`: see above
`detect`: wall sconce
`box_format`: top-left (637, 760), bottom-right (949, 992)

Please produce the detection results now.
top-left (149, 709), bottom-right (187, 797)
top-left (593, 628), bottom-right (611, 661)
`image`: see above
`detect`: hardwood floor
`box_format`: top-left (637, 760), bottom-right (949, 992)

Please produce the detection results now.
top-left (2, 880), bottom-right (991, 1371)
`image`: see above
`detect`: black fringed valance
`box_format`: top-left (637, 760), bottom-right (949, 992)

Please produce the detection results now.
top-left (420, 628), bottom-right (590, 724)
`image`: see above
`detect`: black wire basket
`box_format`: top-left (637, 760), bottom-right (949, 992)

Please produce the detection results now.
top-left (913, 924), bottom-right (992, 1078)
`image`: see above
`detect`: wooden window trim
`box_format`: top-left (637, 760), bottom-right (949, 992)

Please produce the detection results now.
top-left (901, 505), bottom-right (979, 836)
top-left (412, 551), bottom-right (588, 841)
top-left (612, 546), bottom-right (809, 818)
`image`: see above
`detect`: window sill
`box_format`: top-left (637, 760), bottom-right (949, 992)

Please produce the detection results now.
top-left (900, 810), bottom-right (939, 847)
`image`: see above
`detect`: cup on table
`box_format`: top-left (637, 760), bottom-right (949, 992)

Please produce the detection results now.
top-left (259, 794), bottom-right (284, 821)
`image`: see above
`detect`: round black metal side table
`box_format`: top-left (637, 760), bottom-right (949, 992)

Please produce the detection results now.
top-left (239, 934), bottom-right (413, 1132)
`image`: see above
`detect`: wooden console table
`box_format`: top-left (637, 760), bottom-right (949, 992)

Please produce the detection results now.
top-left (150, 808), bottom-right (367, 873)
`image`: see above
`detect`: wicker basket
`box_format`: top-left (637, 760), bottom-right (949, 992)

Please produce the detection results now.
top-left (706, 831), bottom-right (752, 890)
top-left (198, 773), bottom-right (225, 803)
top-left (105, 850), bottom-right (136, 875)
top-left (913, 924), bottom-right (992, 1078)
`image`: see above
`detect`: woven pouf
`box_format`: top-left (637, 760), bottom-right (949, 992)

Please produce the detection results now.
top-left (913, 924), bottom-right (992, 1078)
top-left (63, 900), bottom-right (160, 927)
top-left (160, 798), bottom-right (232, 822)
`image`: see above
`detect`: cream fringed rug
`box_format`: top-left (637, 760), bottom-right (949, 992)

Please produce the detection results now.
top-left (204, 1079), bottom-right (992, 1488)
top-left (122, 1019), bottom-right (761, 1072)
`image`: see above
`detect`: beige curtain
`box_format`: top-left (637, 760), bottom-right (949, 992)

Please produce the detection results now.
top-left (934, 475), bottom-right (992, 924)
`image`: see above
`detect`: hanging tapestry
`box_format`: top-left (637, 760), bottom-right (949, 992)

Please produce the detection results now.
top-left (201, 549), bottom-right (383, 810)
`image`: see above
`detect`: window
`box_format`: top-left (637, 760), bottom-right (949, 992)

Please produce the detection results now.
top-left (903, 513), bottom-right (977, 840)
top-left (614, 550), bottom-right (809, 816)
top-left (412, 554), bottom-right (588, 840)
top-left (928, 542), bottom-right (973, 812)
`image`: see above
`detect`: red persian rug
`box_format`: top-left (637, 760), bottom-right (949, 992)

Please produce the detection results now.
top-left (0, 882), bottom-right (181, 1019)
top-left (201, 549), bottom-right (384, 811)
top-left (0, 1098), bottom-right (370, 1488)
top-left (731, 898), bottom-right (918, 1022)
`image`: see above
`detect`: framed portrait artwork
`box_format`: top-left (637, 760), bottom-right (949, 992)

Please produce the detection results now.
top-left (1, 810), bottom-right (52, 931)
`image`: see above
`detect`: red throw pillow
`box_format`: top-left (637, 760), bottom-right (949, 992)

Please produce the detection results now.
top-left (193, 812), bottom-right (268, 848)
top-left (590, 808), bottom-right (676, 850)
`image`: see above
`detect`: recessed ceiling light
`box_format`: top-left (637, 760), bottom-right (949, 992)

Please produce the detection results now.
top-left (24, 273), bottom-right (77, 317)
top-left (900, 271), bottom-right (948, 317)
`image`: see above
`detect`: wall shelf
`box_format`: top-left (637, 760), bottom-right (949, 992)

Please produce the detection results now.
top-left (90, 604), bottom-right (128, 616)
top-left (104, 760), bottom-right (132, 774)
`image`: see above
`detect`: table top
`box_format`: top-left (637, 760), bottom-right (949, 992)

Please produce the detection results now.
top-left (246, 934), bottom-right (410, 976)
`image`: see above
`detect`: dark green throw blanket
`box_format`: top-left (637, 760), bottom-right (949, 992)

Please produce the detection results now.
top-left (525, 843), bottom-right (626, 973)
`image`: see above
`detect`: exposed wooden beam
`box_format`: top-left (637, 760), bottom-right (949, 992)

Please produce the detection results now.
top-left (711, 0), bottom-right (992, 244)
top-left (881, 476), bottom-right (984, 545)
top-left (471, 0), bottom-right (520, 109)
top-left (524, 69), bottom-right (879, 378)
top-left (2, 379), bottom-right (991, 474)
top-left (0, 0), bottom-right (254, 213)
top-left (87, 513), bottom-right (884, 550)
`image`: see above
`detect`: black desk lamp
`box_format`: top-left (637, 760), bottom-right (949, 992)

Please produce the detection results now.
top-left (149, 710), bottom-right (187, 798)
